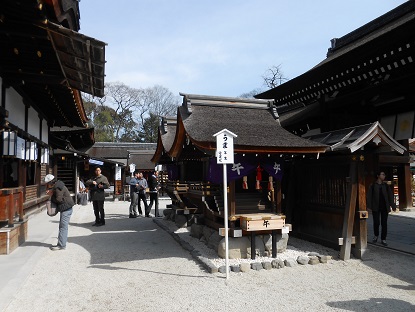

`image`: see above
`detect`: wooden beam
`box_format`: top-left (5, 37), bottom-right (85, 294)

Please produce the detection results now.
top-left (378, 155), bottom-right (411, 164)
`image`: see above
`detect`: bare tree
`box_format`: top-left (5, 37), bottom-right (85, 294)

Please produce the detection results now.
top-left (82, 82), bottom-right (179, 143)
top-left (96, 82), bottom-right (143, 142)
top-left (138, 85), bottom-right (179, 142)
top-left (147, 85), bottom-right (179, 117)
top-left (262, 65), bottom-right (289, 89)
top-left (239, 88), bottom-right (265, 99)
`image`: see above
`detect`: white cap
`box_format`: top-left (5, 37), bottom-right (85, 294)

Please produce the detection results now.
top-left (44, 174), bottom-right (55, 183)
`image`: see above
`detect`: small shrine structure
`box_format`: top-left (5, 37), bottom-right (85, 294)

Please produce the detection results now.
top-left (152, 93), bottom-right (328, 257)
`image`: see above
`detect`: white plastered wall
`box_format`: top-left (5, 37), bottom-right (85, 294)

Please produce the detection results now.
top-left (5, 87), bottom-right (25, 129)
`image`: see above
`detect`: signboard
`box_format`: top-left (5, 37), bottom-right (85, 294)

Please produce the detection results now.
top-left (213, 129), bottom-right (236, 164)
top-left (213, 129), bottom-right (237, 279)
top-left (115, 166), bottom-right (122, 181)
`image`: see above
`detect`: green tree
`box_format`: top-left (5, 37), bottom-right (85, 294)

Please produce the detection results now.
top-left (139, 113), bottom-right (160, 143)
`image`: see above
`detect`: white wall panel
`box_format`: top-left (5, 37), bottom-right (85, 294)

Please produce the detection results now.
top-left (28, 106), bottom-right (39, 139)
top-left (42, 119), bottom-right (49, 144)
top-left (5, 87), bottom-right (25, 128)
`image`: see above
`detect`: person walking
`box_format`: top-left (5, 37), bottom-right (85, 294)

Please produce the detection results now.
top-left (366, 170), bottom-right (396, 246)
top-left (44, 174), bottom-right (74, 250)
top-left (128, 171), bottom-right (141, 217)
top-left (148, 171), bottom-right (161, 217)
top-left (86, 167), bottom-right (110, 226)
top-left (137, 172), bottom-right (150, 217)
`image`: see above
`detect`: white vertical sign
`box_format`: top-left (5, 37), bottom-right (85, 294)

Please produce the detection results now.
top-left (115, 165), bottom-right (122, 181)
top-left (129, 164), bottom-right (136, 176)
top-left (213, 129), bottom-right (237, 280)
top-left (215, 131), bottom-right (235, 164)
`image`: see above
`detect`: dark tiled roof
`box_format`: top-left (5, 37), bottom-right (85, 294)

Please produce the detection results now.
top-left (85, 143), bottom-right (157, 170)
top-left (129, 153), bottom-right (156, 170)
top-left (303, 122), bottom-right (406, 154)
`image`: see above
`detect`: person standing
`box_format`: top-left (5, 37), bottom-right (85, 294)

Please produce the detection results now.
top-left (366, 171), bottom-right (396, 246)
top-left (44, 174), bottom-right (74, 250)
top-left (86, 167), bottom-right (110, 226)
top-left (128, 171), bottom-right (141, 217)
top-left (148, 171), bottom-right (161, 217)
top-left (137, 172), bottom-right (150, 217)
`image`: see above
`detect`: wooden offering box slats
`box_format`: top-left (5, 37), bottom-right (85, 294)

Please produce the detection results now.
top-left (240, 213), bottom-right (285, 231)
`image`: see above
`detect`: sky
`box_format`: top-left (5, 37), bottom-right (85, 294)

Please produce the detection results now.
top-left (79, 0), bottom-right (409, 99)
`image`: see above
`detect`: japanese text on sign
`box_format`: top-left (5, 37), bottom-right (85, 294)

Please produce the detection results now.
top-left (215, 131), bottom-right (234, 164)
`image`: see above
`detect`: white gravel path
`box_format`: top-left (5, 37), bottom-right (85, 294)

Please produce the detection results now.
top-left (3, 201), bottom-right (415, 312)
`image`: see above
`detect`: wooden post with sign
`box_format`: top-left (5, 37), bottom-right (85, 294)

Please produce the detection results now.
top-left (213, 129), bottom-right (237, 280)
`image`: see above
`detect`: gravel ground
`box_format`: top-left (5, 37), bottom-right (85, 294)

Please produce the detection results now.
top-left (3, 201), bottom-right (415, 312)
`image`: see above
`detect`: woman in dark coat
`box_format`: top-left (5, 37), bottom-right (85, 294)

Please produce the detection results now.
top-left (45, 174), bottom-right (75, 250)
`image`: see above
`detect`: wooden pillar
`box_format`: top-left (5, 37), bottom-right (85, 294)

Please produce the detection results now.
top-left (353, 157), bottom-right (368, 259)
top-left (229, 180), bottom-right (236, 217)
top-left (397, 163), bottom-right (412, 211)
top-left (275, 180), bottom-right (282, 214)
top-left (340, 160), bottom-right (358, 260)
top-left (17, 191), bottom-right (24, 222)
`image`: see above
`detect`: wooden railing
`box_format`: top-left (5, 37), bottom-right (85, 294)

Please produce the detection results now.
top-left (25, 185), bottom-right (38, 202)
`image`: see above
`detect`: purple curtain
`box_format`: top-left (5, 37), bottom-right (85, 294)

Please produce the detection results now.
top-left (262, 159), bottom-right (284, 181)
top-left (208, 154), bottom-right (284, 183)
top-left (208, 154), bottom-right (257, 183)
top-left (166, 164), bottom-right (178, 181)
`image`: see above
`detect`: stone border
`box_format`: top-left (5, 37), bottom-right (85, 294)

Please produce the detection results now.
top-left (154, 218), bottom-right (332, 274)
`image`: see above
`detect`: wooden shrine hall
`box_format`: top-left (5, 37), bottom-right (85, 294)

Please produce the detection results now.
top-left (256, 1), bottom-right (415, 259)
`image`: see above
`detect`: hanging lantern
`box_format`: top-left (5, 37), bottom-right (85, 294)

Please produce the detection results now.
top-left (256, 164), bottom-right (263, 190)
top-left (2, 130), bottom-right (17, 156)
top-left (242, 176), bottom-right (248, 189)
top-left (25, 141), bottom-right (37, 160)
top-left (268, 176), bottom-right (274, 191)
top-left (41, 147), bottom-right (50, 164)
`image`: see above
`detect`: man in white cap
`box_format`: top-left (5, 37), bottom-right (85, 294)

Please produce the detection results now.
top-left (44, 174), bottom-right (75, 250)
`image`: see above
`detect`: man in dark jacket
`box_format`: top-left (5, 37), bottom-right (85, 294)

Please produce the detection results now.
top-left (148, 171), bottom-right (161, 217)
top-left (366, 171), bottom-right (396, 246)
top-left (44, 174), bottom-right (74, 250)
top-left (86, 167), bottom-right (110, 226)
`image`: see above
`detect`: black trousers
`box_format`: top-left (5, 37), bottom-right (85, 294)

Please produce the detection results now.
top-left (372, 209), bottom-right (389, 240)
top-left (148, 192), bottom-right (159, 216)
top-left (93, 200), bottom-right (105, 224)
top-left (137, 193), bottom-right (149, 216)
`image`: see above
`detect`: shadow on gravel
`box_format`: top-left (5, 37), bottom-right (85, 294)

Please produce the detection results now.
top-left (67, 213), bottom-right (199, 266)
top-left (326, 297), bottom-right (415, 312)
top-left (87, 264), bottom-right (214, 279)
top-left (20, 241), bottom-right (51, 248)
